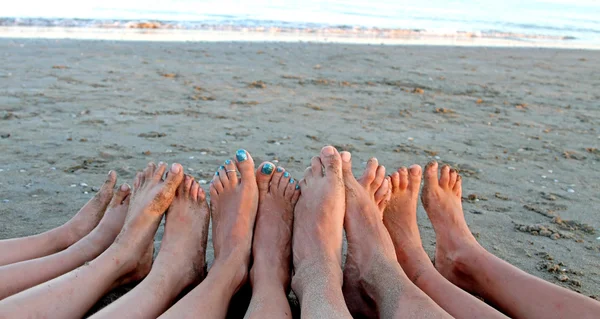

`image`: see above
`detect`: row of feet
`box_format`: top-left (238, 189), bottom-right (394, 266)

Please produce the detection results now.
top-left (62, 146), bottom-right (482, 316)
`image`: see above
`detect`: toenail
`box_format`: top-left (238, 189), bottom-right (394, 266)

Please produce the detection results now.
top-left (159, 161), bottom-right (164, 166)
top-left (322, 146), bottom-right (335, 156)
top-left (283, 172), bottom-right (290, 178)
top-left (215, 171), bottom-right (219, 176)
top-left (295, 184), bottom-right (300, 190)
top-left (107, 170), bottom-right (113, 176)
top-left (236, 149), bottom-right (248, 162)
top-left (277, 167), bottom-right (284, 173)
top-left (290, 178), bottom-right (295, 183)
top-left (170, 163), bottom-right (181, 173)
top-left (341, 152), bottom-right (351, 162)
top-left (225, 159), bottom-right (231, 165)
top-left (120, 184), bottom-right (130, 191)
top-left (261, 163), bottom-right (274, 175)
top-left (219, 165), bottom-right (225, 170)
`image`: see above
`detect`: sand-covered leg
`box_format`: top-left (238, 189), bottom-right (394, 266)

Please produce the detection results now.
top-left (91, 175), bottom-right (210, 319)
top-left (421, 162), bottom-right (600, 319)
top-left (244, 163), bottom-right (298, 319)
top-left (0, 162), bottom-right (184, 318)
top-left (160, 150), bottom-right (259, 319)
top-left (340, 152), bottom-right (451, 319)
top-left (383, 164), bottom-right (507, 318)
top-left (0, 182), bottom-right (131, 300)
top-left (0, 171), bottom-right (118, 266)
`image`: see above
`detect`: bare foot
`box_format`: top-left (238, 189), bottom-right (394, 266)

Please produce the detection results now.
top-left (111, 162), bottom-right (185, 285)
top-left (342, 157), bottom-right (390, 318)
top-left (251, 163), bottom-right (299, 290)
top-left (421, 162), bottom-right (483, 292)
top-left (151, 175), bottom-right (211, 290)
top-left (209, 150), bottom-right (258, 292)
top-left (63, 171), bottom-right (118, 245)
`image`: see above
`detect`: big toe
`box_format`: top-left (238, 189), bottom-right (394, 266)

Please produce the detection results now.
top-left (235, 149), bottom-right (256, 185)
top-left (408, 165), bottom-right (422, 192)
top-left (256, 162), bottom-right (275, 194)
top-left (97, 170), bottom-right (118, 203)
top-left (358, 157), bottom-right (378, 187)
top-left (163, 163), bottom-right (185, 194)
top-left (424, 161), bottom-right (439, 187)
top-left (320, 146), bottom-right (342, 178)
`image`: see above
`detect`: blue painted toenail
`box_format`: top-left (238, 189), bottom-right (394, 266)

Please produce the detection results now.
top-left (236, 149), bottom-right (248, 162)
top-left (277, 167), bottom-right (284, 173)
top-left (225, 159), bottom-right (231, 165)
top-left (283, 172), bottom-right (290, 178)
top-left (295, 184), bottom-right (300, 190)
top-left (290, 178), bottom-right (295, 183)
top-left (261, 163), bottom-right (274, 175)
top-left (215, 171), bottom-right (219, 176)
top-left (219, 165), bottom-right (225, 170)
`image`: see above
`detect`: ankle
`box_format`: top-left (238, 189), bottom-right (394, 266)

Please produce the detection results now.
top-left (292, 258), bottom-right (342, 295)
top-left (211, 256), bottom-right (249, 293)
top-left (395, 246), bottom-right (433, 283)
top-left (250, 264), bottom-right (290, 290)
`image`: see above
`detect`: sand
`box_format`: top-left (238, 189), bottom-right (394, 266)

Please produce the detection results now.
top-left (0, 38), bottom-right (599, 309)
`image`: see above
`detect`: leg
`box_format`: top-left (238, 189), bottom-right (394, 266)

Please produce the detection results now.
top-left (340, 153), bottom-right (450, 319)
top-left (0, 162), bottom-right (184, 318)
top-left (91, 175), bottom-right (210, 319)
top-left (160, 150), bottom-right (259, 319)
top-left (0, 183), bottom-right (131, 300)
top-left (291, 146), bottom-right (353, 319)
top-left (383, 165), bottom-right (507, 318)
top-left (422, 162), bottom-right (600, 319)
top-left (0, 171), bottom-right (117, 266)
top-left (244, 163), bottom-right (299, 319)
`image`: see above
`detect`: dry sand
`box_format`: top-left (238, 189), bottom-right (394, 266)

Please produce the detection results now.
top-left (0, 38), bottom-right (599, 311)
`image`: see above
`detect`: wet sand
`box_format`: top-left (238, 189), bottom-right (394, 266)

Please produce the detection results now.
top-left (0, 39), bottom-right (599, 309)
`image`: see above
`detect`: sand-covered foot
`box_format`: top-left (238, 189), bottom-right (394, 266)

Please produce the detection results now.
top-left (250, 163), bottom-right (299, 290)
top-left (382, 165), bottom-right (436, 283)
top-left (111, 162), bottom-right (185, 285)
top-left (209, 150), bottom-right (258, 291)
top-left (152, 175), bottom-right (211, 289)
top-left (421, 162), bottom-right (483, 291)
top-left (63, 171), bottom-right (118, 245)
top-left (342, 156), bottom-right (390, 319)
top-left (292, 146), bottom-right (346, 276)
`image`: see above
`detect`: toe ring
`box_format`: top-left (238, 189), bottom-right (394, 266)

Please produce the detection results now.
top-left (226, 170), bottom-right (237, 173)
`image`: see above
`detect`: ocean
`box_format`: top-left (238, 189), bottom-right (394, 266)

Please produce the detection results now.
top-left (2, 0), bottom-right (600, 45)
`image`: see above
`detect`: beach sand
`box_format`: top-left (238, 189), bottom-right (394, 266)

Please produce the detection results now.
top-left (0, 39), bottom-right (599, 312)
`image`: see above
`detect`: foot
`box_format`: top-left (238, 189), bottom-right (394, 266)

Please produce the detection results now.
top-left (250, 163), bottom-right (299, 290)
top-left (63, 171), bottom-right (118, 245)
top-left (111, 162), bottom-right (185, 284)
top-left (342, 157), bottom-right (391, 318)
top-left (292, 146), bottom-right (346, 282)
top-left (421, 162), bottom-right (483, 292)
top-left (150, 175), bottom-right (211, 291)
top-left (209, 150), bottom-right (259, 292)
top-left (383, 165), bottom-right (436, 283)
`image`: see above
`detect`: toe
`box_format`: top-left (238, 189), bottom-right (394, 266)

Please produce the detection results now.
top-left (133, 172), bottom-right (142, 189)
top-left (109, 184), bottom-right (131, 207)
top-left (181, 175), bottom-right (193, 197)
top-left (374, 178), bottom-right (389, 204)
top-left (408, 164), bottom-right (423, 192)
top-left (154, 162), bottom-right (168, 181)
top-left (284, 177), bottom-right (297, 201)
top-left (340, 151), bottom-right (354, 179)
top-left (271, 166), bottom-right (285, 191)
top-left (163, 163), bottom-right (184, 194)
top-left (190, 180), bottom-right (200, 201)
top-left (398, 167), bottom-right (409, 190)
top-left (453, 175), bottom-right (462, 196)
top-left (449, 169), bottom-right (458, 189)
top-left (212, 171), bottom-right (224, 193)
top-left (311, 156), bottom-right (323, 177)
top-left (279, 170), bottom-right (292, 193)
top-left (256, 162), bottom-right (276, 194)
top-left (223, 159), bottom-right (239, 185)
top-left (439, 165), bottom-right (450, 188)
top-left (302, 166), bottom-right (313, 184)
top-left (358, 157), bottom-right (378, 187)
top-left (424, 161), bottom-right (439, 187)
top-left (96, 170), bottom-right (118, 203)
top-left (198, 187), bottom-right (207, 202)
top-left (218, 164), bottom-right (231, 188)
top-left (320, 145), bottom-right (342, 177)
top-left (235, 149), bottom-right (256, 186)
top-left (210, 182), bottom-right (219, 198)
top-left (291, 184), bottom-right (301, 205)
top-left (390, 172), bottom-right (400, 191)
top-left (372, 165), bottom-right (386, 189)
top-left (143, 162), bottom-right (156, 180)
